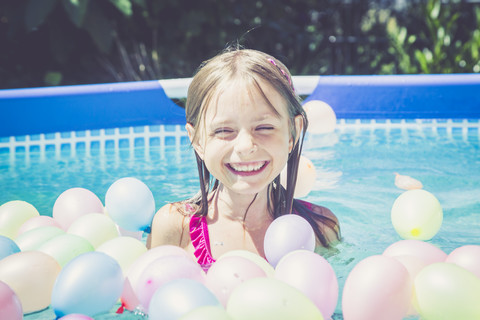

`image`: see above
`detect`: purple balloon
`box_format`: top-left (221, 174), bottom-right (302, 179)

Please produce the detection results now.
top-left (264, 214), bottom-right (315, 267)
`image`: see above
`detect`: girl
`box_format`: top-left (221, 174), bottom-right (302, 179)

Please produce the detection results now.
top-left (148, 48), bottom-right (340, 269)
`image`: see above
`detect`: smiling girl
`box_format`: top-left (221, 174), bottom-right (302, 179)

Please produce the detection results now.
top-left (148, 48), bottom-right (340, 270)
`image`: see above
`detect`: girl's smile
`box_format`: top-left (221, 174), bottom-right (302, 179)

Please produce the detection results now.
top-left (226, 161), bottom-right (270, 176)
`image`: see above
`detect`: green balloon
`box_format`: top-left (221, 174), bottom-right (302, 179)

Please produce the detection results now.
top-left (15, 226), bottom-right (65, 251)
top-left (414, 262), bottom-right (480, 320)
top-left (38, 234), bottom-right (94, 267)
top-left (227, 278), bottom-right (323, 320)
top-left (0, 200), bottom-right (39, 239)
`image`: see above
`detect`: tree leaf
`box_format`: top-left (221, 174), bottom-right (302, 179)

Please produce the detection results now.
top-left (430, 0), bottom-right (441, 20)
top-left (83, 3), bottom-right (114, 54)
top-left (24, 0), bottom-right (58, 31)
top-left (109, 0), bottom-right (132, 16)
top-left (61, 0), bottom-right (90, 27)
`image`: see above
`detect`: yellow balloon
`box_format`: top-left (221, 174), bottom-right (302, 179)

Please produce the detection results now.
top-left (38, 234), bottom-right (94, 267)
top-left (0, 251), bottom-right (61, 314)
top-left (14, 226), bottom-right (65, 251)
top-left (414, 262), bottom-right (480, 320)
top-left (227, 277), bottom-right (323, 320)
top-left (391, 189), bottom-right (443, 240)
top-left (0, 201), bottom-right (39, 239)
top-left (67, 213), bottom-right (119, 248)
top-left (281, 156), bottom-right (317, 198)
top-left (96, 236), bottom-right (147, 276)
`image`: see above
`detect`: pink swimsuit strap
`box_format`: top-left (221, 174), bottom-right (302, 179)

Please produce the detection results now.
top-left (189, 214), bottom-right (215, 270)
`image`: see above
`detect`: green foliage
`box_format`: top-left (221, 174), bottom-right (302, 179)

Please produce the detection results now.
top-left (386, 0), bottom-right (480, 74)
top-left (1, 0), bottom-right (479, 89)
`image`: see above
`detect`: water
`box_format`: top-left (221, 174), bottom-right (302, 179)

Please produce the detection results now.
top-left (1, 120), bottom-right (479, 319)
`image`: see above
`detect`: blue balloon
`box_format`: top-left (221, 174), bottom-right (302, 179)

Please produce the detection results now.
top-left (148, 278), bottom-right (222, 320)
top-left (105, 177), bottom-right (155, 232)
top-left (51, 252), bottom-right (124, 317)
top-left (0, 235), bottom-right (20, 260)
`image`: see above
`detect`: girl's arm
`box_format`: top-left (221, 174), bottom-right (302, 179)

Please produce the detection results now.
top-left (147, 203), bottom-right (189, 249)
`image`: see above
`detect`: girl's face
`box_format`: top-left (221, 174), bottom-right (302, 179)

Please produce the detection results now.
top-left (187, 79), bottom-right (302, 196)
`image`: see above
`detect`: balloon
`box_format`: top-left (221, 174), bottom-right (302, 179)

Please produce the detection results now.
top-left (445, 245), bottom-right (480, 278)
top-left (226, 277), bottom-right (324, 320)
top-left (264, 214), bottom-right (315, 267)
top-left (180, 305), bottom-right (232, 320)
top-left (68, 213), bottom-right (119, 248)
top-left (148, 278), bottom-right (221, 320)
top-left (0, 200), bottom-right (39, 239)
top-left (388, 254), bottom-right (428, 316)
top-left (391, 189), bottom-right (443, 240)
top-left (281, 155), bottom-right (317, 198)
top-left (206, 255), bottom-right (267, 306)
top-left (303, 100), bottom-right (337, 134)
top-left (0, 251), bottom-right (61, 313)
top-left (414, 262), bottom-right (480, 320)
top-left (58, 314), bottom-right (94, 320)
top-left (128, 245), bottom-right (190, 285)
top-left (96, 236), bottom-right (147, 275)
top-left (0, 235), bottom-right (20, 260)
top-left (17, 215), bottom-right (63, 236)
top-left (394, 172), bottom-right (423, 190)
top-left (51, 252), bottom-right (124, 318)
top-left (275, 250), bottom-right (338, 319)
top-left (218, 250), bottom-right (274, 277)
top-left (38, 233), bottom-right (94, 267)
top-left (383, 239), bottom-right (447, 265)
top-left (14, 226), bottom-right (65, 251)
top-left (136, 255), bottom-right (205, 310)
top-left (53, 188), bottom-right (104, 230)
top-left (105, 177), bottom-right (155, 232)
top-left (0, 280), bottom-right (22, 320)
top-left (342, 255), bottom-right (411, 320)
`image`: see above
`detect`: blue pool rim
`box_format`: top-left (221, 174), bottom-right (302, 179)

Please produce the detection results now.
top-left (0, 74), bottom-right (479, 137)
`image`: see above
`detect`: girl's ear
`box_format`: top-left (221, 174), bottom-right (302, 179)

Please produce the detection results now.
top-left (186, 123), bottom-right (205, 159)
top-left (289, 115), bottom-right (304, 153)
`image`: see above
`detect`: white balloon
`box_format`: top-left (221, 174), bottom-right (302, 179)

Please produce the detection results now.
top-left (303, 100), bottom-right (337, 134)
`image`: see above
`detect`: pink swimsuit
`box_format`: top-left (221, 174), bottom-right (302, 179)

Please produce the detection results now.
top-left (189, 214), bottom-right (215, 270)
top-left (188, 200), bottom-right (313, 270)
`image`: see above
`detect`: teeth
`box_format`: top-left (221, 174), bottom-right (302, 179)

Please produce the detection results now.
top-left (229, 162), bottom-right (265, 172)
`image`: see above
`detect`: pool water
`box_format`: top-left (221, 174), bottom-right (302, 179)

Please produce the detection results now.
top-left (1, 119), bottom-right (479, 319)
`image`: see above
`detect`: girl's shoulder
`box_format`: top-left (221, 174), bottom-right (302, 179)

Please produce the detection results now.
top-left (148, 201), bottom-right (196, 249)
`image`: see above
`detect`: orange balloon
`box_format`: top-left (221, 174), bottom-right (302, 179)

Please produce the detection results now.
top-left (0, 251), bottom-right (61, 313)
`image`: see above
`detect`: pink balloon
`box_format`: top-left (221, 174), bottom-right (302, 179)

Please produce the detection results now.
top-left (205, 256), bottom-right (267, 306)
top-left (275, 250), bottom-right (338, 319)
top-left (53, 188), bottom-right (104, 230)
top-left (383, 239), bottom-right (447, 265)
top-left (342, 255), bottom-right (412, 320)
top-left (389, 255), bottom-right (428, 316)
top-left (0, 281), bottom-right (22, 320)
top-left (445, 245), bottom-right (480, 278)
top-left (135, 255), bottom-right (205, 310)
top-left (17, 215), bottom-right (63, 236)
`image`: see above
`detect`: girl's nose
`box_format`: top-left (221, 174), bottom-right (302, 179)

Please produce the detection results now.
top-left (234, 130), bottom-right (257, 155)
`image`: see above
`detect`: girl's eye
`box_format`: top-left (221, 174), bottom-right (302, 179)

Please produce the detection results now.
top-left (213, 128), bottom-right (234, 135)
top-left (256, 126), bottom-right (274, 131)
